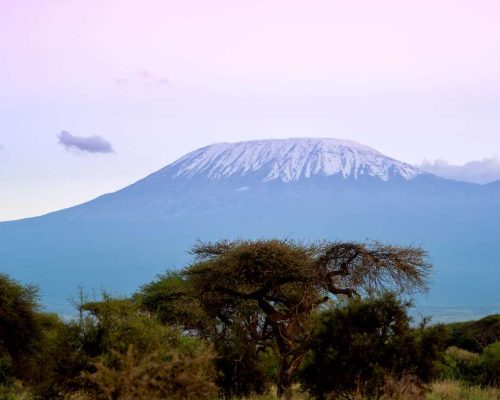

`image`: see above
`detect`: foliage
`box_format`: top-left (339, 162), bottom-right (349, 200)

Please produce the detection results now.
top-left (0, 282), bottom-right (220, 400)
top-left (0, 383), bottom-right (33, 400)
top-left (436, 342), bottom-right (500, 388)
top-left (27, 313), bottom-right (89, 399)
top-left (80, 295), bottom-right (218, 399)
top-left (442, 315), bottom-right (500, 353)
top-left (436, 347), bottom-right (482, 385)
top-left (186, 239), bottom-right (430, 397)
top-left (84, 343), bottom-right (217, 400)
top-left (213, 324), bottom-right (277, 398)
top-left (0, 274), bottom-right (41, 384)
top-left (81, 296), bottom-right (179, 357)
top-left (138, 271), bottom-right (276, 397)
top-left (0, 279), bottom-right (87, 399)
top-left (299, 293), bottom-right (446, 400)
top-left (480, 342), bottom-right (500, 387)
top-left (135, 271), bottom-right (208, 332)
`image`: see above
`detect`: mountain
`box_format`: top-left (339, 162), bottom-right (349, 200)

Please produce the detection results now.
top-left (60, 138), bottom-right (423, 222)
top-left (167, 138), bottom-right (421, 182)
top-left (1, 138), bottom-right (499, 318)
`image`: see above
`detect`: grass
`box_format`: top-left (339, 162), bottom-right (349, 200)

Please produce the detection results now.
top-left (239, 381), bottom-right (500, 400)
top-left (426, 381), bottom-right (500, 400)
top-left (2, 381), bottom-right (499, 399)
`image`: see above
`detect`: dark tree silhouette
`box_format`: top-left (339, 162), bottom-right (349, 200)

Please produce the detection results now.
top-left (187, 239), bottom-right (431, 398)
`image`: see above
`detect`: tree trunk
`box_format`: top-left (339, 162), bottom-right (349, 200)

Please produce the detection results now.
top-left (276, 376), bottom-right (293, 399)
top-left (277, 357), bottom-right (292, 398)
top-left (276, 353), bottom-right (303, 399)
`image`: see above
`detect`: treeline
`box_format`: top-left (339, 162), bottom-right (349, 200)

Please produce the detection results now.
top-left (1, 239), bottom-right (499, 399)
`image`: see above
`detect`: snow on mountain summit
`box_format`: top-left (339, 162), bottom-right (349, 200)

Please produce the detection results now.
top-left (168, 138), bottom-right (422, 182)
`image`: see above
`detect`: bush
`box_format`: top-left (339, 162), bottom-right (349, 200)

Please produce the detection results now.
top-left (436, 342), bottom-right (500, 388)
top-left (80, 296), bottom-right (180, 358)
top-left (138, 272), bottom-right (276, 398)
top-left (80, 295), bottom-right (218, 399)
top-left (85, 343), bottom-right (217, 400)
top-left (443, 315), bottom-right (500, 353)
top-left (4, 292), bottom-right (220, 400)
top-left (214, 325), bottom-right (276, 398)
top-left (299, 293), bottom-right (445, 400)
top-left (27, 313), bottom-right (89, 399)
top-left (136, 271), bottom-right (208, 332)
top-left (480, 342), bottom-right (500, 387)
top-left (0, 274), bottom-right (41, 384)
top-left (436, 346), bottom-right (482, 385)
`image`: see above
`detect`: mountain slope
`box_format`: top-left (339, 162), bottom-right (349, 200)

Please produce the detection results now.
top-left (54, 138), bottom-right (424, 221)
top-left (1, 138), bottom-right (499, 318)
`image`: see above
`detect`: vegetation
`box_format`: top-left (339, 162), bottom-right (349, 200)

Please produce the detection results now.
top-left (181, 239), bottom-right (430, 397)
top-left (0, 274), bottom-right (41, 386)
top-left (442, 315), bottom-right (500, 353)
top-left (436, 343), bottom-right (500, 387)
top-left (0, 239), bottom-right (499, 399)
top-left (300, 293), bottom-right (446, 399)
top-left (427, 381), bottom-right (500, 400)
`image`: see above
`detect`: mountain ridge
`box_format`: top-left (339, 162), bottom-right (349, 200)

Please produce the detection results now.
top-left (163, 138), bottom-right (422, 183)
top-left (1, 137), bottom-right (499, 318)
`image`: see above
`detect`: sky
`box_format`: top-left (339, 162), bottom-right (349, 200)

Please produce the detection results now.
top-left (1, 0), bottom-right (500, 221)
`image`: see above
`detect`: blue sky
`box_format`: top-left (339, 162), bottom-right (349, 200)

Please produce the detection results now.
top-left (1, 0), bottom-right (500, 221)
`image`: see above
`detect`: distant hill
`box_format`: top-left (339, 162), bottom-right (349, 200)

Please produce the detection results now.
top-left (1, 138), bottom-right (499, 317)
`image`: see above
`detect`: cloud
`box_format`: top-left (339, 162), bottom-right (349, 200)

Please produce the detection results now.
top-left (115, 69), bottom-right (168, 87)
top-left (137, 69), bottom-right (169, 85)
top-left (58, 131), bottom-right (114, 154)
top-left (115, 78), bottom-right (130, 86)
top-left (420, 157), bottom-right (500, 184)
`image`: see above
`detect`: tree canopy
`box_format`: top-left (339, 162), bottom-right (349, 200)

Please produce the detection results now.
top-left (141, 239), bottom-right (431, 398)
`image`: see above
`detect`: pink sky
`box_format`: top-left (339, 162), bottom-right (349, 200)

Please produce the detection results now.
top-left (1, 0), bottom-right (500, 220)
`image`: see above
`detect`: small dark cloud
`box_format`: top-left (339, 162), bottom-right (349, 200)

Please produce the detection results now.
top-left (420, 157), bottom-right (500, 184)
top-left (58, 131), bottom-right (114, 154)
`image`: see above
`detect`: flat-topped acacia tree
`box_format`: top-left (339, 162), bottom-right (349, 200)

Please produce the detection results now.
top-left (186, 239), bottom-right (431, 398)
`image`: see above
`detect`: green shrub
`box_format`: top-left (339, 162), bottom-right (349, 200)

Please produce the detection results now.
top-left (0, 274), bottom-right (41, 384)
top-left (0, 356), bottom-right (13, 388)
top-left (27, 313), bottom-right (89, 399)
top-left (299, 293), bottom-right (445, 400)
top-left (80, 296), bottom-right (180, 358)
top-left (214, 325), bottom-right (276, 398)
top-left (443, 315), bottom-right (500, 353)
top-left (436, 346), bottom-right (482, 385)
top-left (79, 295), bottom-right (218, 399)
top-left (85, 343), bottom-right (217, 400)
top-left (8, 293), bottom-right (220, 400)
top-left (480, 342), bottom-right (500, 387)
top-left (138, 271), bottom-right (276, 398)
top-left (437, 343), bottom-right (500, 387)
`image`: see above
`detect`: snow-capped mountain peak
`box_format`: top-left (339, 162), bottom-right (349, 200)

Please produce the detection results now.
top-left (167, 138), bottom-right (421, 182)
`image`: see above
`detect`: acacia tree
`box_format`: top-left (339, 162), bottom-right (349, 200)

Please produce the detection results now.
top-left (186, 239), bottom-right (431, 398)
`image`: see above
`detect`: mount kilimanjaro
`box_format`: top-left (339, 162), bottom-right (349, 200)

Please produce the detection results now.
top-left (1, 138), bottom-right (499, 317)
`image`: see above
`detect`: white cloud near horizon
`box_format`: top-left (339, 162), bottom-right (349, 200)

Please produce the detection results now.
top-left (420, 157), bottom-right (500, 184)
